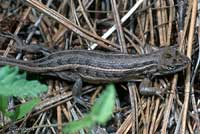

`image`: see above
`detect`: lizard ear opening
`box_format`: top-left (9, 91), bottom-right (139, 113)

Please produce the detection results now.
top-left (157, 48), bottom-right (179, 75)
top-left (160, 48), bottom-right (175, 66)
top-left (163, 52), bottom-right (173, 59)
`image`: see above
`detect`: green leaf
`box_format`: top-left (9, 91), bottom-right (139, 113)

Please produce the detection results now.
top-left (0, 80), bottom-right (47, 98)
top-left (0, 95), bottom-right (9, 112)
top-left (0, 66), bottom-right (10, 80)
top-left (0, 66), bottom-right (47, 120)
top-left (1, 66), bottom-right (19, 84)
top-left (6, 98), bottom-right (40, 120)
top-left (63, 84), bottom-right (116, 133)
top-left (0, 66), bottom-right (48, 98)
top-left (91, 84), bottom-right (116, 124)
top-left (63, 115), bottom-right (94, 134)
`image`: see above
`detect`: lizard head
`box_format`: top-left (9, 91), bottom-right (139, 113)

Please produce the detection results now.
top-left (155, 47), bottom-right (190, 75)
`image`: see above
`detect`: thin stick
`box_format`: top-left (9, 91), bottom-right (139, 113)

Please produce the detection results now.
top-left (181, 0), bottom-right (197, 133)
top-left (89, 0), bottom-right (144, 50)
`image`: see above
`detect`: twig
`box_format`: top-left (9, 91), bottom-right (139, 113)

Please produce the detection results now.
top-left (89, 0), bottom-right (144, 50)
top-left (24, 0), bottom-right (118, 51)
top-left (181, 0), bottom-right (197, 133)
top-left (111, 0), bottom-right (127, 53)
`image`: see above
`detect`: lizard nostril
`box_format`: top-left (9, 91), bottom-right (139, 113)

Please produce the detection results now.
top-left (173, 59), bottom-right (177, 63)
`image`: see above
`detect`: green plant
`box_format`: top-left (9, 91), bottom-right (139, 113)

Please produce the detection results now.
top-left (63, 84), bottom-right (116, 133)
top-left (0, 66), bottom-right (48, 120)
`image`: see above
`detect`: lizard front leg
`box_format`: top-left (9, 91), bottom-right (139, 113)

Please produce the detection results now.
top-left (139, 78), bottom-right (165, 99)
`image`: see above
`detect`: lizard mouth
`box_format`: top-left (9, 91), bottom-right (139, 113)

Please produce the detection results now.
top-left (154, 59), bottom-right (190, 76)
top-left (167, 55), bottom-right (190, 75)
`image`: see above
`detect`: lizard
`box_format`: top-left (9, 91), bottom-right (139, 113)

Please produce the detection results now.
top-left (0, 46), bottom-right (190, 102)
top-left (0, 32), bottom-right (190, 104)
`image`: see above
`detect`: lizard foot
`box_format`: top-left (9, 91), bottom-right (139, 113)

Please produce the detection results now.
top-left (72, 96), bottom-right (91, 109)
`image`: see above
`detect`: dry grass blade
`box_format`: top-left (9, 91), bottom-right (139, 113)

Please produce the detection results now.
top-left (111, 0), bottom-right (127, 53)
top-left (181, 0), bottom-right (198, 133)
top-left (25, 0), bottom-right (118, 51)
top-left (0, 0), bottom-right (199, 133)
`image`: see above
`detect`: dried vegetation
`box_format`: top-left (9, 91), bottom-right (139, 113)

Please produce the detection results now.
top-left (0, 0), bottom-right (199, 133)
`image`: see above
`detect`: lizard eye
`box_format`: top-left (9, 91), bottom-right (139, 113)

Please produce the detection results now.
top-left (167, 65), bottom-right (175, 70)
top-left (164, 53), bottom-right (173, 59)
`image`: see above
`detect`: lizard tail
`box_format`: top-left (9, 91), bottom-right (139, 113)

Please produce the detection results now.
top-left (0, 56), bottom-right (42, 73)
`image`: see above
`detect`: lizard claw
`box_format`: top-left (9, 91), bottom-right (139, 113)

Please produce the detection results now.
top-left (72, 96), bottom-right (91, 109)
